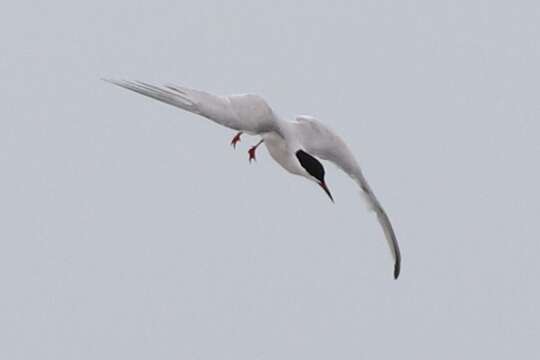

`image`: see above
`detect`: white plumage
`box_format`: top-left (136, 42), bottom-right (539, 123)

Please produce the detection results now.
top-left (105, 80), bottom-right (402, 279)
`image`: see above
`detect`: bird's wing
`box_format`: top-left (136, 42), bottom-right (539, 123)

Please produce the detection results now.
top-left (294, 116), bottom-right (401, 279)
top-left (104, 80), bottom-right (278, 134)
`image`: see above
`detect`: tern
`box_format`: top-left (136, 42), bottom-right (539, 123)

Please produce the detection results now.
top-left (105, 80), bottom-right (402, 279)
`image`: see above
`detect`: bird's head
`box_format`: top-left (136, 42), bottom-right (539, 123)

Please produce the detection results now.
top-left (295, 150), bottom-right (334, 202)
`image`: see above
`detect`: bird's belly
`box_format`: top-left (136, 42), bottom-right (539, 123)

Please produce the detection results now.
top-left (262, 133), bottom-right (302, 176)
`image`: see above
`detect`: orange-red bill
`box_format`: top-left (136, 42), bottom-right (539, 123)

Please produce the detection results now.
top-left (319, 181), bottom-right (334, 203)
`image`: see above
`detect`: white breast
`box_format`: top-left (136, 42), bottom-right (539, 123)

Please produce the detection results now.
top-left (262, 132), bottom-right (304, 176)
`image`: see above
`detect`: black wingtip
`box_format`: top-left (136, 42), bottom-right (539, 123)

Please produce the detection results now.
top-left (393, 261), bottom-right (400, 280)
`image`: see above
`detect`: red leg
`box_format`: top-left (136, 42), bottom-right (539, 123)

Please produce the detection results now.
top-left (248, 140), bottom-right (264, 163)
top-left (230, 132), bottom-right (243, 148)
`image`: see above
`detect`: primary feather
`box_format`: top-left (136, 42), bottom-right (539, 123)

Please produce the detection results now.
top-left (294, 116), bottom-right (401, 279)
top-left (103, 79), bottom-right (277, 134)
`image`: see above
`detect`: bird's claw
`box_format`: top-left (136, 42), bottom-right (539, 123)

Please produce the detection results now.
top-left (231, 132), bottom-right (242, 149)
top-left (248, 147), bottom-right (257, 163)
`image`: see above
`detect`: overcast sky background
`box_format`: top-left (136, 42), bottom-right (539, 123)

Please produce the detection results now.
top-left (1, 1), bottom-right (539, 359)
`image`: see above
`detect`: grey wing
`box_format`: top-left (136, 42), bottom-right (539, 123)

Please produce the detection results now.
top-left (104, 79), bottom-right (278, 134)
top-left (294, 116), bottom-right (401, 279)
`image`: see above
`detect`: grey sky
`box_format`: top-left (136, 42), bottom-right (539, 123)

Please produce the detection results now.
top-left (1, 0), bottom-right (539, 358)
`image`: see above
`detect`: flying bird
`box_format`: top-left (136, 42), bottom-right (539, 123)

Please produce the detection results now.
top-left (105, 80), bottom-right (402, 279)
